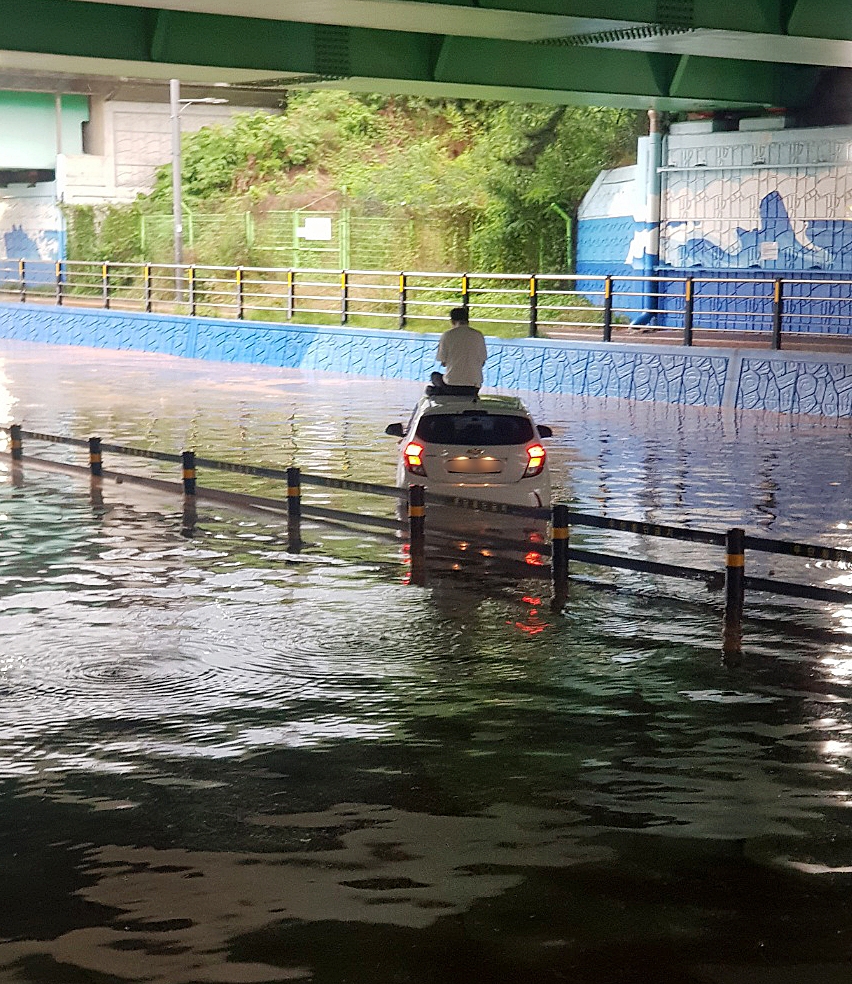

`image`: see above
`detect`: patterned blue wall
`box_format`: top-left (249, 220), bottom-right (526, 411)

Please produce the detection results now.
top-left (576, 216), bottom-right (636, 278)
top-left (660, 126), bottom-right (852, 275)
top-left (577, 125), bottom-right (852, 333)
top-left (0, 188), bottom-right (64, 280)
top-left (4, 302), bottom-right (852, 417)
top-left (669, 190), bottom-right (852, 272)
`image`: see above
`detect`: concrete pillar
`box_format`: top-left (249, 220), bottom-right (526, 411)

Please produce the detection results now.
top-left (629, 109), bottom-right (664, 326)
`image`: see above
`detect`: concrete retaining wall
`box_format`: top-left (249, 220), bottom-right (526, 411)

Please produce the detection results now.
top-left (3, 303), bottom-right (852, 417)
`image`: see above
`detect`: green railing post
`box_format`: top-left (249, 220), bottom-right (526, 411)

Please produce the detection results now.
top-left (292, 212), bottom-right (300, 268)
top-left (188, 266), bottom-right (196, 317)
top-left (287, 270), bottom-right (295, 320)
top-left (102, 262), bottom-right (110, 310)
top-left (340, 208), bottom-right (351, 269)
top-left (144, 264), bottom-right (152, 313)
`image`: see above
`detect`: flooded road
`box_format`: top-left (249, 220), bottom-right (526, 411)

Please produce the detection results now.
top-left (1, 338), bottom-right (852, 983)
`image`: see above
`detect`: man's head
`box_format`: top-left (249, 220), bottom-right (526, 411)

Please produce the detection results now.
top-left (449, 306), bottom-right (469, 325)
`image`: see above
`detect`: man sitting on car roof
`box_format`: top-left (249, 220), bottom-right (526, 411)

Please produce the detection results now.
top-left (427, 307), bottom-right (488, 396)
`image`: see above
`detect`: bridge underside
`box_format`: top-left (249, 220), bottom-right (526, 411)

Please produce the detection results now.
top-left (3, 1), bottom-right (851, 110)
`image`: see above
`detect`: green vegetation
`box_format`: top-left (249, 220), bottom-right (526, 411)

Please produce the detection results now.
top-left (64, 92), bottom-right (641, 274)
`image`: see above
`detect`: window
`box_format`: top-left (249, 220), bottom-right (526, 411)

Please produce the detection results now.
top-left (416, 414), bottom-right (534, 446)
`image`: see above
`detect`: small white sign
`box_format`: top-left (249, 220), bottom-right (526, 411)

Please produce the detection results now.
top-left (297, 216), bottom-right (332, 241)
top-left (759, 241), bottom-right (779, 261)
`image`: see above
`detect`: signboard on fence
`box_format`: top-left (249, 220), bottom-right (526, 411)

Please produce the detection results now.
top-left (297, 216), bottom-right (333, 241)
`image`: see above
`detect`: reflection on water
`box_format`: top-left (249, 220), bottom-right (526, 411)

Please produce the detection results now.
top-left (2, 339), bottom-right (852, 982)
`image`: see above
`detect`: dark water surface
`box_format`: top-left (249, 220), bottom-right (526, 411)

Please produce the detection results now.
top-left (1, 339), bottom-right (852, 983)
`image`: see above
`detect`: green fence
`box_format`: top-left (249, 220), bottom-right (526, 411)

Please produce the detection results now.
top-left (134, 209), bottom-right (472, 271)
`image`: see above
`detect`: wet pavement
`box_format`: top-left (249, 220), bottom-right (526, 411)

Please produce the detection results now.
top-left (1, 338), bottom-right (852, 983)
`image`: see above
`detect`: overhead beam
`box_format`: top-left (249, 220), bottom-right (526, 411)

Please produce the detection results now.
top-left (62, 0), bottom-right (645, 43)
top-left (787, 0), bottom-right (852, 42)
top-left (60, 0), bottom-right (852, 49)
top-left (0, 0), bottom-right (822, 110)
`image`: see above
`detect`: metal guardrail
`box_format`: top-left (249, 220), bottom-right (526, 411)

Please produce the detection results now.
top-left (3, 258), bottom-right (852, 346)
top-left (6, 425), bottom-right (852, 659)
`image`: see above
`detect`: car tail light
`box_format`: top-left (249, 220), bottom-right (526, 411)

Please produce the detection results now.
top-left (404, 441), bottom-right (427, 476)
top-left (523, 443), bottom-right (546, 478)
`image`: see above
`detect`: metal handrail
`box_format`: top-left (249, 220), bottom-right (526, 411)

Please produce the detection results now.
top-left (5, 258), bottom-right (852, 346)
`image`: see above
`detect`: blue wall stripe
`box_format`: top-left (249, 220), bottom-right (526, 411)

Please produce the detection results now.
top-left (4, 302), bottom-right (852, 417)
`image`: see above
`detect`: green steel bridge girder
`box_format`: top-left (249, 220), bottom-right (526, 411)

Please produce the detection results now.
top-left (0, 0), bottom-right (829, 111)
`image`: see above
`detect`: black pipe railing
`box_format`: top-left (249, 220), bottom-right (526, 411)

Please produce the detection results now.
top-left (4, 259), bottom-right (852, 346)
top-left (7, 424), bottom-right (852, 658)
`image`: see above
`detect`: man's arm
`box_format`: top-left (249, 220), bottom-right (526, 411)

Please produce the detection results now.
top-left (437, 334), bottom-right (447, 366)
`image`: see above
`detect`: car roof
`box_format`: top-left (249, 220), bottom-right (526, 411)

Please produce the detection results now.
top-left (418, 394), bottom-right (530, 417)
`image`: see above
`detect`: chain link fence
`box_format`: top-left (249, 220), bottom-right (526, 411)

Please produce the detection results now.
top-left (115, 209), bottom-right (476, 272)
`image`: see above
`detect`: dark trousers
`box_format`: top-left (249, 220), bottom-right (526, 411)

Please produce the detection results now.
top-left (428, 371), bottom-right (479, 396)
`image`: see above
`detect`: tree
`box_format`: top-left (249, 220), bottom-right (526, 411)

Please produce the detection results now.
top-left (66, 92), bottom-right (641, 274)
top-left (468, 104), bottom-right (642, 271)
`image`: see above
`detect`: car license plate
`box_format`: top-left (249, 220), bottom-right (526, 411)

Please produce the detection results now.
top-left (446, 457), bottom-right (503, 474)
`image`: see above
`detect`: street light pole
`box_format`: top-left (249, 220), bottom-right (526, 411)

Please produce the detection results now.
top-left (170, 78), bottom-right (184, 287)
top-left (169, 80), bottom-right (228, 304)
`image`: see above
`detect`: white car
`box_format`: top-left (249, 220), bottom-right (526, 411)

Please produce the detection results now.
top-left (385, 394), bottom-right (552, 508)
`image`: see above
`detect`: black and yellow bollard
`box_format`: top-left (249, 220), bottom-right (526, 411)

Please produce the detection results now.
top-left (182, 450), bottom-right (196, 497)
top-left (723, 527), bottom-right (745, 658)
top-left (10, 424), bottom-right (22, 461)
top-left (287, 466), bottom-right (302, 551)
top-left (408, 484), bottom-right (426, 586)
top-left (9, 424), bottom-right (23, 488)
top-left (88, 436), bottom-right (102, 477)
top-left (551, 502), bottom-right (570, 610)
top-left (181, 450), bottom-right (197, 535)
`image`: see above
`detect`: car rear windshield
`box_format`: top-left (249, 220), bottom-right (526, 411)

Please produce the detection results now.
top-left (415, 413), bottom-right (534, 446)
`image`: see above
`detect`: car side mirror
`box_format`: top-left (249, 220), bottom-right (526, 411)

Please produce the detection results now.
top-left (537, 425), bottom-right (553, 438)
top-left (385, 423), bottom-right (405, 437)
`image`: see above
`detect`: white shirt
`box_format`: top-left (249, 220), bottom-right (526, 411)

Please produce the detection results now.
top-left (437, 324), bottom-right (487, 387)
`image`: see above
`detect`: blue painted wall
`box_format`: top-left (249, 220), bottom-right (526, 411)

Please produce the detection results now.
top-left (577, 122), bottom-right (852, 333)
top-left (659, 125), bottom-right (852, 276)
top-left (4, 302), bottom-right (852, 418)
top-left (576, 164), bottom-right (637, 281)
top-left (576, 217), bottom-right (635, 279)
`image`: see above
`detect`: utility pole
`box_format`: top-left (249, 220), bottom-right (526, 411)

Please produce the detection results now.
top-left (169, 79), bottom-right (227, 303)
top-left (170, 78), bottom-right (183, 285)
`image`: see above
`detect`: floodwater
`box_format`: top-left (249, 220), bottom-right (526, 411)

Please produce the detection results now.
top-left (1, 337), bottom-right (852, 984)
